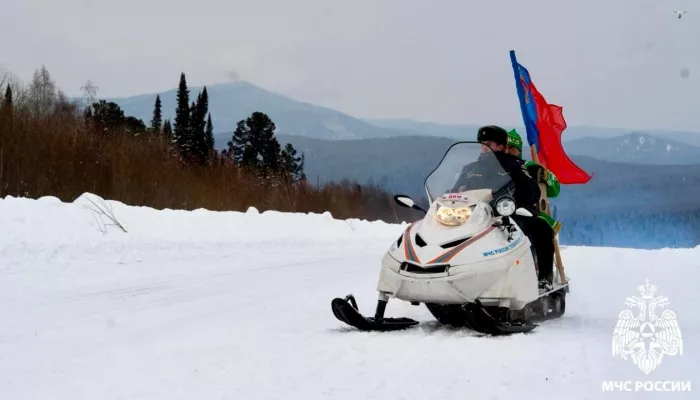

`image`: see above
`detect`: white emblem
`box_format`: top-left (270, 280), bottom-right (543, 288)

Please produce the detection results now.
top-left (612, 280), bottom-right (683, 375)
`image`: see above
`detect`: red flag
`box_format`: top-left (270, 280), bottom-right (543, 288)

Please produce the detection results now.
top-left (510, 50), bottom-right (592, 184)
top-left (528, 85), bottom-right (592, 184)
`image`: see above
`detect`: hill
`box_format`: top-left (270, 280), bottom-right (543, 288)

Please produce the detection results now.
top-left (263, 134), bottom-right (700, 200)
top-left (268, 134), bottom-right (455, 191)
top-left (366, 118), bottom-right (700, 147)
top-left (561, 132), bottom-right (700, 165)
top-left (106, 81), bottom-right (406, 140)
top-left (108, 80), bottom-right (700, 147)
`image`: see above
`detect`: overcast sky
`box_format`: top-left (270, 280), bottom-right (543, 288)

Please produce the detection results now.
top-left (1, 0), bottom-right (698, 131)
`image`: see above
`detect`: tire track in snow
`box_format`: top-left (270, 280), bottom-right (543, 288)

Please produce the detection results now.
top-left (0, 243), bottom-right (384, 347)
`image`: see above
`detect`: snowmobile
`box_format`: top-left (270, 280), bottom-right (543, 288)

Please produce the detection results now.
top-left (331, 141), bottom-right (569, 335)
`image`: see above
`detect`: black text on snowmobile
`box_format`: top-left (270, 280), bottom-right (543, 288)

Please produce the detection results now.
top-left (330, 141), bottom-right (569, 335)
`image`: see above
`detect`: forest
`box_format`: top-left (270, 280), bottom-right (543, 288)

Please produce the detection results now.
top-left (0, 66), bottom-right (423, 223)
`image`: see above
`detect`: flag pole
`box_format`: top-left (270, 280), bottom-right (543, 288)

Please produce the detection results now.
top-left (510, 50), bottom-right (542, 165)
top-left (509, 49), bottom-right (566, 285)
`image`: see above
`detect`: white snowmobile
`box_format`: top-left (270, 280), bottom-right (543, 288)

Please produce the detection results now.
top-left (331, 141), bottom-right (569, 335)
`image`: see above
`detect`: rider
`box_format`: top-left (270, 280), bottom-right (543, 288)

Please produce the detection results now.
top-left (506, 129), bottom-right (561, 233)
top-left (452, 125), bottom-right (555, 290)
top-left (451, 125), bottom-right (539, 212)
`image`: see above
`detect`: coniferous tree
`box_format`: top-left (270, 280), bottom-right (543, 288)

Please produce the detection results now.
top-left (0, 84), bottom-right (13, 127)
top-left (1, 85), bottom-right (12, 114)
top-left (297, 153), bottom-right (306, 181)
top-left (163, 119), bottom-right (173, 139)
top-left (227, 111), bottom-right (281, 176)
top-left (84, 100), bottom-right (145, 135)
top-left (150, 94), bottom-right (162, 133)
top-left (125, 116), bottom-right (146, 135)
top-left (4, 85), bottom-right (12, 107)
top-left (263, 135), bottom-right (282, 177)
top-left (173, 73), bottom-right (190, 157)
top-left (279, 143), bottom-right (306, 183)
top-left (205, 113), bottom-right (214, 153)
top-left (89, 100), bottom-right (126, 133)
top-left (186, 100), bottom-right (197, 161)
top-left (192, 87), bottom-right (208, 137)
top-left (190, 87), bottom-right (210, 164)
top-left (225, 112), bottom-right (305, 181)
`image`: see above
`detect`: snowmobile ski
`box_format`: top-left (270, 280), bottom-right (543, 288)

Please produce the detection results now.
top-left (331, 295), bottom-right (419, 332)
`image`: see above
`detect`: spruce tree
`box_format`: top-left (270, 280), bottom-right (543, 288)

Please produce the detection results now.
top-left (279, 143), bottom-right (306, 182)
top-left (196, 86), bottom-right (209, 143)
top-left (191, 95), bottom-right (203, 162)
top-left (150, 94), bottom-right (162, 133)
top-left (205, 114), bottom-right (214, 151)
top-left (188, 87), bottom-right (211, 164)
top-left (192, 87), bottom-right (208, 137)
top-left (173, 73), bottom-right (190, 157)
top-left (187, 100), bottom-right (197, 161)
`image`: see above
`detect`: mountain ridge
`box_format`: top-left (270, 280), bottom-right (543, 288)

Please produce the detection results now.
top-left (107, 80), bottom-right (700, 146)
top-left (562, 132), bottom-right (700, 165)
top-left (106, 81), bottom-right (405, 140)
top-left (365, 118), bottom-right (700, 146)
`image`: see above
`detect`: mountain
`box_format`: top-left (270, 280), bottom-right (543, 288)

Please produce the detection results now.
top-left (263, 134), bottom-right (700, 202)
top-left (106, 81), bottom-right (406, 140)
top-left (563, 132), bottom-right (700, 165)
top-left (365, 119), bottom-right (700, 147)
top-left (107, 80), bottom-right (700, 147)
top-left (362, 118), bottom-right (481, 141)
top-left (269, 134), bottom-right (456, 193)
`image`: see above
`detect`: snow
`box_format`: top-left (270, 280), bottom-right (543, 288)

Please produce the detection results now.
top-left (1, 194), bottom-right (699, 399)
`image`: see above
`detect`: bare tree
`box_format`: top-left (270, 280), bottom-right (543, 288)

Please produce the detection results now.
top-left (0, 65), bottom-right (8, 90)
top-left (27, 65), bottom-right (57, 119)
top-left (80, 79), bottom-right (98, 108)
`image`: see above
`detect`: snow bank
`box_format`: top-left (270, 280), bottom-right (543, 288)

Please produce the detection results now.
top-left (0, 193), bottom-right (407, 246)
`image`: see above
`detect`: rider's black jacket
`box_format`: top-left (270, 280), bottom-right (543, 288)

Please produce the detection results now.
top-left (450, 151), bottom-right (540, 214)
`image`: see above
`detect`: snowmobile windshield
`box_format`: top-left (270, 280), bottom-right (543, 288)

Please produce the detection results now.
top-left (423, 141), bottom-right (513, 203)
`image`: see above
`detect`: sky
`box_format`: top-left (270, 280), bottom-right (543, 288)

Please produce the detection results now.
top-left (1, 0), bottom-right (698, 132)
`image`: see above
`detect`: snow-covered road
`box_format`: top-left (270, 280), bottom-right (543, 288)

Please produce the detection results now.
top-left (1, 194), bottom-right (698, 399)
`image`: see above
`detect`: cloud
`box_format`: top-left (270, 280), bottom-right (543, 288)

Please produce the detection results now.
top-left (1, 0), bottom-right (698, 131)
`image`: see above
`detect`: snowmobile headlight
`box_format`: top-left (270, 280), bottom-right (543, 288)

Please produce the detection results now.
top-left (436, 205), bottom-right (472, 226)
top-left (495, 198), bottom-right (516, 216)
